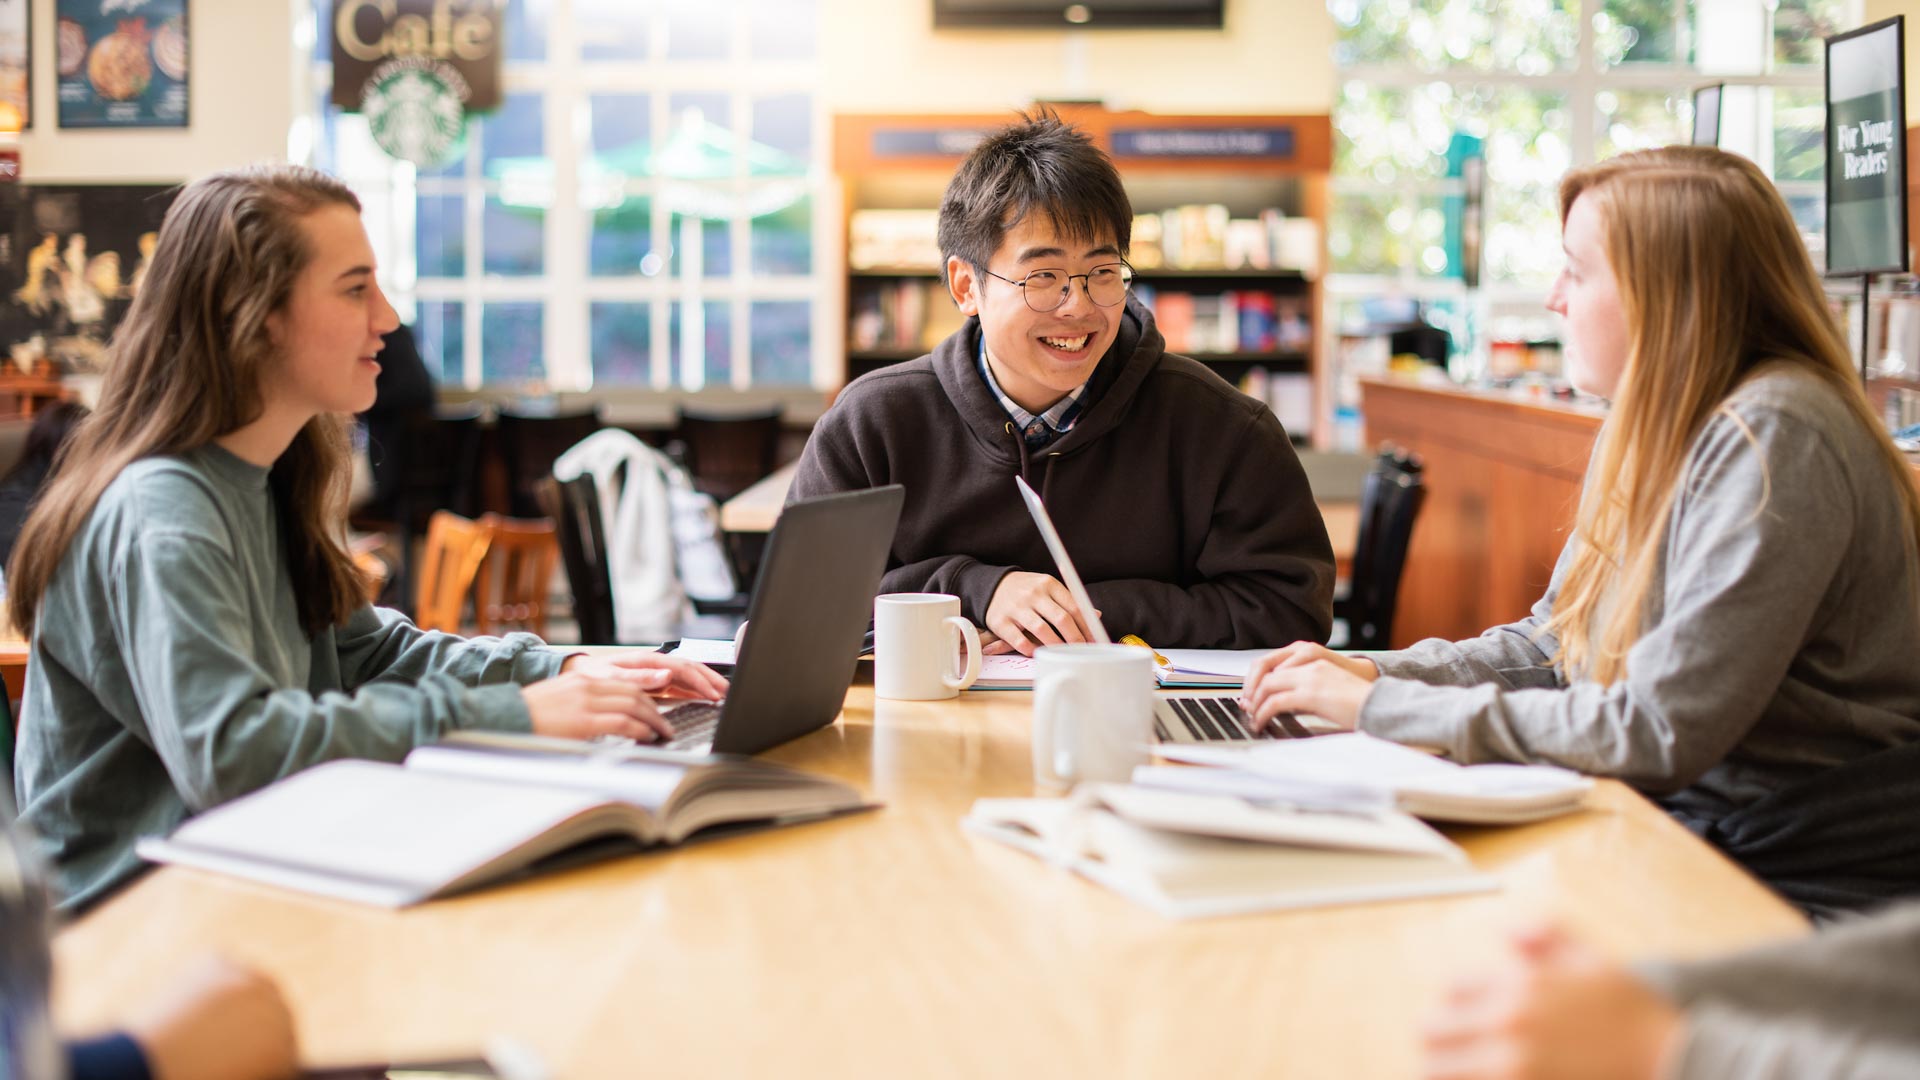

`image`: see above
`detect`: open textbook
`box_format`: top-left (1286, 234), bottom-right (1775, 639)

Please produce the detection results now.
top-left (136, 732), bottom-right (871, 907)
top-left (975, 648), bottom-right (1271, 690)
top-left (964, 784), bottom-right (1495, 919)
top-left (1152, 732), bottom-right (1594, 824)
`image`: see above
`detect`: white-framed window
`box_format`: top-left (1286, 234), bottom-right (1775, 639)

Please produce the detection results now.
top-left (292, 0), bottom-right (830, 393)
top-left (1326, 0), bottom-right (1852, 359)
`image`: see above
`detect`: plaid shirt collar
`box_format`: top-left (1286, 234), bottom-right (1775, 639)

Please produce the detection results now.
top-left (976, 334), bottom-right (1090, 450)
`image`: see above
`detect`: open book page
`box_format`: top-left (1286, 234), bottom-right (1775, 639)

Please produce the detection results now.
top-left (137, 761), bottom-right (650, 906)
top-left (1157, 733), bottom-right (1593, 823)
top-left (419, 732), bottom-right (871, 845)
top-left (964, 789), bottom-right (1493, 919)
top-left (665, 638), bottom-right (738, 666)
top-left (405, 743), bottom-right (686, 811)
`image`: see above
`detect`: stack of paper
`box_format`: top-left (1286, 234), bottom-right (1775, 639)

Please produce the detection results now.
top-left (971, 648), bottom-right (1271, 690)
top-left (1151, 733), bottom-right (1593, 825)
top-left (963, 784), bottom-right (1496, 919)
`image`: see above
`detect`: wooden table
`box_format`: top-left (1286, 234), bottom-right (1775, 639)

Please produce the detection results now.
top-left (54, 687), bottom-right (1805, 1079)
top-left (723, 461), bottom-right (1363, 574)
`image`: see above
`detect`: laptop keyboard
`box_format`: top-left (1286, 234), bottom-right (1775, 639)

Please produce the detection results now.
top-left (660, 701), bottom-right (723, 751)
top-left (1158, 696), bottom-right (1314, 741)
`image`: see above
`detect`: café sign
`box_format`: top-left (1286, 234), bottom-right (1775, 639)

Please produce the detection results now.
top-left (331, 0), bottom-right (501, 112)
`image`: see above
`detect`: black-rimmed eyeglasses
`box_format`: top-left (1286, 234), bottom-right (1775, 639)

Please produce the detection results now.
top-left (979, 262), bottom-right (1134, 313)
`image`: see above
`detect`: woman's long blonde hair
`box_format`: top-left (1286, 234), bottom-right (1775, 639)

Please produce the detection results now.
top-left (1546, 146), bottom-right (1920, 683)
top-left (7, 164), bottom-right (371, 637)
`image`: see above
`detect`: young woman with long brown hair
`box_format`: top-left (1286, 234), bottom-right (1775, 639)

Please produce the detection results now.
top-left (8, 164), bottom-right (726, 911)
top-left (1241, 146), bottom-right (1920, 914)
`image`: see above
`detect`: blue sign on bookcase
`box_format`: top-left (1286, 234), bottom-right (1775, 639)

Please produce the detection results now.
top-left (1110, 127), bottom-right (1296, 160)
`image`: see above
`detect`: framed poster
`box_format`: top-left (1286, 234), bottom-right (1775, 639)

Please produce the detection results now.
top-left (55, 0), bottom-right (188, 130)
top-left (1824, 16), bottom-right (1908, 276)
top-left (0, 0), bottom-right (27, 129)
top-left (0, 184), bottom-right (179, 368)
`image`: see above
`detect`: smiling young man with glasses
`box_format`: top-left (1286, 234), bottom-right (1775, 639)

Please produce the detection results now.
top-left (792, 110), bottom-right (1333, 652)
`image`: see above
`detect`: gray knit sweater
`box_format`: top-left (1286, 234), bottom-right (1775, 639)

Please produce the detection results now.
top-left (12, 445), bottom-right (559, 911)
top-left (1359, 365), bottom-right (1920, 827)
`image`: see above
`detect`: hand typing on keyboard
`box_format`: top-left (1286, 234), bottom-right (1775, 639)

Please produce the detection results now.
top-left (1238, 643), bottom-right (1379, 735)
top-left (524, 652), bottom-right (729, 744)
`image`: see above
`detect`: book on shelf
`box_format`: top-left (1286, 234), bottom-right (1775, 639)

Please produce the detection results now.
top-left (135, 732), bottom-right (873, 907)
top-left (963, 783), bottom-right (1496, 919)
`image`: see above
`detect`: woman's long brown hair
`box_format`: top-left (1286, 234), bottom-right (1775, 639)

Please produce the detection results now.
top-left (8, 164), bottom-right (372, 637)
top-left (1545, 146), bottom-right (1920, 682)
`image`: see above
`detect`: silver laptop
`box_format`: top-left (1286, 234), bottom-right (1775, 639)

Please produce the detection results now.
top-left (1012, 477), bottom-right (1312, 744)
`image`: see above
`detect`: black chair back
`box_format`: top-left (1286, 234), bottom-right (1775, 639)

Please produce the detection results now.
top-left (538, 474), bottom-right (618, 645)
top-left (673, 405), bottom-right (782, 503)
top-left (497, 409), bottom-right (603, 519)
top-left (1335, 446), bottom-right (1427, 651)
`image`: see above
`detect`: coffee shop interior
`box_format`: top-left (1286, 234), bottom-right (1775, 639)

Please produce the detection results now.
top-left (5, 0), bottom-right (1920, 1077)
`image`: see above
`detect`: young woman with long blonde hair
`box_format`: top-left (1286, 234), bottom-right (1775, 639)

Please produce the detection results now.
top-left (9, 164), bottom-right (727, 911)
top-left (1242, 146), bottom-right (1920, 913)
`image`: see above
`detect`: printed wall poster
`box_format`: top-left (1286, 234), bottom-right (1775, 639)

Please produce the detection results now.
top-left (0, 0), bottom-right (28, 129)
top-left (0, 184), bottom-right (180, 370)
top-left (56, 0), bottom-right (188, 129)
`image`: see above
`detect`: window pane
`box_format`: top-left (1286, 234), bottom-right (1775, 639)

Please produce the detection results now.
top-left (1330, 0), bottom-right (1579, 74)
top-left (750, 301), bottom-right (811, 385)
top-left (748, 0), bottom-right (816, 59)
top-left (1784, 193), bottom-right (1824, 254)
top-left (1485, 186), bottom-right (1561, 287)
top-left (504, 0), bottom-right (549, 61)
top-left (669, 210), bottom-right (730, 278)
top-left (482, 303), bottom-right (544, 384)
top-left (751, 94), bottom-right (812, 171)
top-left (1411, 195), bottom-right (1453, 278)
top-left (1772, 87), bottom-right (1825, 184)
top-left (1774, 0), bottom-right (1848, 68)
top-left (416, 301), bottom-right (465, 384)
top-left (484, 196), bottom-right (544, 275)
top-left (668, 92), bottom-right (732, 176)
top-left (1594, 0), bottom-right (1693, 68)
top-left (579, 0), bottom-right (650, 60)
top-left (480, 93), bottom-right (544, 169)
top-left (590, 93), bottom-right (651, 163)
top-left (1595, 89), bottom-right (1688, 161)
top-left (1335, 83), bottom-right (1568, 187)
top-left (666, 0), bottom-right (730, 60)
top-left (590, 302), bottom-right (653, 386)
top-left (1329, 190), bottom-right (1406, 275)
top-left (752, 194), bottom-right (811, 276)
top-left (416, 195), bottom-right (466, 278)
top-left (590, 194), bottom-right (658, 277)
top-left (670, 300), bottom-right (732, 389)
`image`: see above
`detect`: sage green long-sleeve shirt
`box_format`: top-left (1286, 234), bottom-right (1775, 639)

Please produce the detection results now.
top-left (12, 445), bottom-right (564, 911)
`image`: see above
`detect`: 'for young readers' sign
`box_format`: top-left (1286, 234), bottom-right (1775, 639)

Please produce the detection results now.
top-left (1825, 17), bottom-right (1908, 276)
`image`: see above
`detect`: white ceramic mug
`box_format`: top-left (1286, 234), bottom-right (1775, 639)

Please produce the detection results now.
top-left (874, 593), bottom-right (983, 701)
top-left (1031, 643), bottom-right (1155, 790)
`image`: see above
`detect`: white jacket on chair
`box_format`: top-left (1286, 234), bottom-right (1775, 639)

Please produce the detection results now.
top-left (552, 428), bottom-right (736, 643)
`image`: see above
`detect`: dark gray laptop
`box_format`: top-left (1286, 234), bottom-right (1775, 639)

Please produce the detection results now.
top-left (659, 485), bottom-right (904, 755)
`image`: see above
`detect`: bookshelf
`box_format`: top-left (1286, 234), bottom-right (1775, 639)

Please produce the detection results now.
top-left (832, 106), bottom-right (1332, 441)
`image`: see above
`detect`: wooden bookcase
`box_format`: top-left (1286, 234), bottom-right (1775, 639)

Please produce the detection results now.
top-left (831, 106), bottom-right (1332, 440)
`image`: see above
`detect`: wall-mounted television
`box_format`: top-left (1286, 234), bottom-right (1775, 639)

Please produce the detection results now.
top-left (933, 0), bottom-right (1225, 29)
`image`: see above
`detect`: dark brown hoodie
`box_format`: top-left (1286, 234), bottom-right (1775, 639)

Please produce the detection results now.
top-left (791, 297), bottom-right (1333, 649)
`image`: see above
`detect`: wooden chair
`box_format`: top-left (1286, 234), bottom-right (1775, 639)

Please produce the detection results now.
top-left (414, 511), bottom-right (493, 634)
top-left (473, 514), bottom-right (559, 637)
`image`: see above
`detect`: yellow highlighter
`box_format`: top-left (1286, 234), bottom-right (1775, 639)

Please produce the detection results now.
top-left (1119, 634), bottom-right (1170, 667)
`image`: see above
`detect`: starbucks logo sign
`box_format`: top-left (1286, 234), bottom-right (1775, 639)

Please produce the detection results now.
top-left (361, 57), bottom-right (470, 168)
